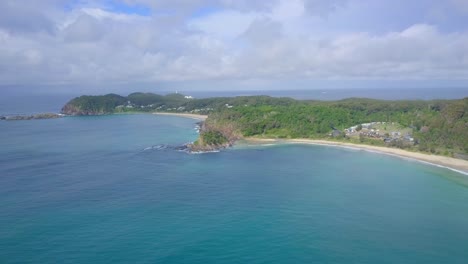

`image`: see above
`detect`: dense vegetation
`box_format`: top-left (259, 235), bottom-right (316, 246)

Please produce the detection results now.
top-left (195, 131), bottom-right (229, 146)
top-left (208, 97), bottom-right (467, 156)
top-left (61, 93), bottom-right (468, 156)
top-left (61, 94), bottom-right (127, 115)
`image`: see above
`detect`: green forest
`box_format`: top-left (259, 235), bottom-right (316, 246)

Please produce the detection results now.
top-left (62, 93), bottom-right (468, 156)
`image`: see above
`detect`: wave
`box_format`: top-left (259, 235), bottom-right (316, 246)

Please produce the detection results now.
top-left (142, 143), bottom-right (196, 154)
top-left (142, 144), bottom-right (169, 151)
top-left (189, 150), bottom-right (221, 154)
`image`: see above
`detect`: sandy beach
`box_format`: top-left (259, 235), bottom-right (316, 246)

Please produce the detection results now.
top-left (149, 113), bottom-right (468, 174)
top-left (153, 112), bottom-right (208, 120)
top-left (244, 138), bottom-right (468, 174)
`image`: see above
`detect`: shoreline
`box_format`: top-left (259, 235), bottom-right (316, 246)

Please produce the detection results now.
top-left (149, 113), bottom-right (468, 175)
top-left (243, 138), bottom-right (468, 175)
top-left (153, 112), bottom-right (208, 120)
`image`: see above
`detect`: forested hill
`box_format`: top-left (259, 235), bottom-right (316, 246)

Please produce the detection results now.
top-left (61, 93), bottom-right (468, 156)
top-left (61, 93), bottom-right (191, 115)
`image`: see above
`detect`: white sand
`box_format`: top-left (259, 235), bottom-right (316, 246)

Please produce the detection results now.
top-left (244, 138), bottom-right (468, 174)
top-left (153, 112), bottom-right (208, 120)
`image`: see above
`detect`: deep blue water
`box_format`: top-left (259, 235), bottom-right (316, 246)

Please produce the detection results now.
top-left (1, 114), bottom-right (468, 263)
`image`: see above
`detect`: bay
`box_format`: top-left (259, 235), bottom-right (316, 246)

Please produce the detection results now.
top-left (1, 114), bottom-right (467, 263)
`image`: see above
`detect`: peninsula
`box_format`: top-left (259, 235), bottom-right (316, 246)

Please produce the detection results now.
top-left (60, 92), bottom-right (468, 171)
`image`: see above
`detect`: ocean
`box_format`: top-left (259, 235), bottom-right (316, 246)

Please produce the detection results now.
top-left (1, 90), bottom-right (468, 263)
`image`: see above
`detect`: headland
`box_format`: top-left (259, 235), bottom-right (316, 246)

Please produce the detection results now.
top-left (52, 92), bottom-right (468, 174)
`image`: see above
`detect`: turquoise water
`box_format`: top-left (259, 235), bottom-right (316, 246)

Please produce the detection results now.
top-left (1, 114), bottom-right (468, 263)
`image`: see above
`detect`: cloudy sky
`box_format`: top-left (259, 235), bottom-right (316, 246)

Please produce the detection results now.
top-left (1, 0), bottom-right (468, 93)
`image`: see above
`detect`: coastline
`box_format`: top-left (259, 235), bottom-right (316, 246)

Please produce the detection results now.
top-left (243, 138), bottom-right (468, 175)
top-left (153, 112), bottom-right (208, 120)
top-left (149, 113), bottom-right (468, 175)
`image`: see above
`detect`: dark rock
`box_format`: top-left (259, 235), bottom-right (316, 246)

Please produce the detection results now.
top-left (3, 113), bottom-right (62, 121)
top-left (61, 104), bottom-right (97, 115)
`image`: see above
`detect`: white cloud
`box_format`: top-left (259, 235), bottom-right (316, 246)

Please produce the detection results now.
top-left (188, 10), bottom-right (260, 39)
top-left (0, 0), bottom-right (467, 89)
top-left (270, 0), bottom-right (305, 21)
top-left (303, 0), bottom-right (347, 16)
top-left (62, 13), bottom-right (105, 42)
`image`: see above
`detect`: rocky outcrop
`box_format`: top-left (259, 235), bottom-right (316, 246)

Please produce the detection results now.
top-left (60, 103), bottom-right (106, 116)
top-left (187, 119), bottom-right (241, 153)
top-left (60, 103), bottom-right (80, 115)
top-left (187, 140), bottom-right (233, 153)
top-left (60, 103), bottom-right (112, 116)
top-left (1, 113), bottom-right (63, 121)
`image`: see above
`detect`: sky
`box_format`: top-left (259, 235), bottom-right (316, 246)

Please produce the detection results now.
top-left (1, 0), bottom-right (468, 93)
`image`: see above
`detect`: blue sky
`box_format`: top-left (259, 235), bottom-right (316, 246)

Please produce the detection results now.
top-left (89, 0), bottom-right (152, 16)
top-left (0, 0), bottom-right (467, 92)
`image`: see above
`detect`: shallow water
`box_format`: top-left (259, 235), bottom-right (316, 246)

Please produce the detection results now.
top-left (1, 114), bottom-right (467, 263)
